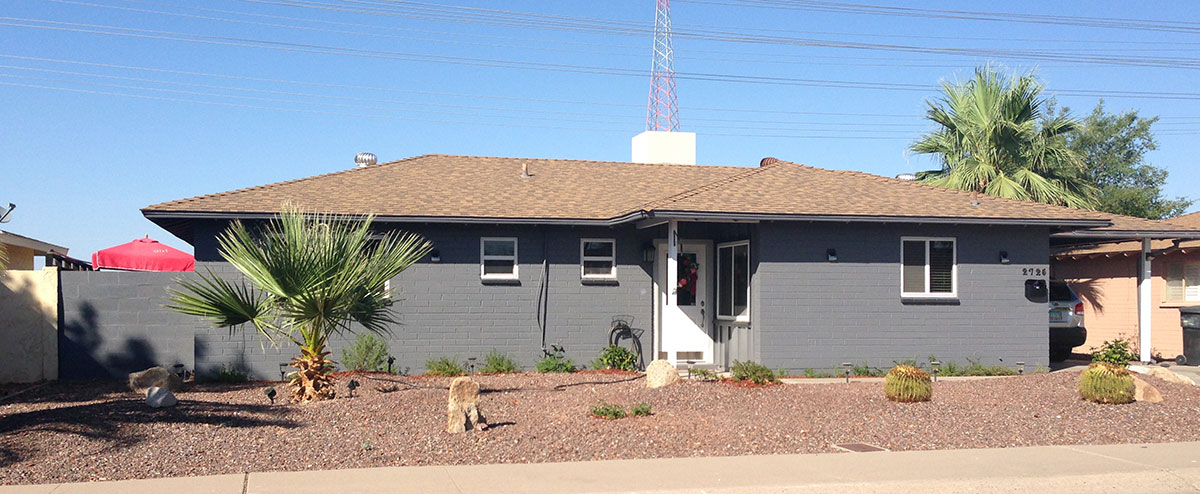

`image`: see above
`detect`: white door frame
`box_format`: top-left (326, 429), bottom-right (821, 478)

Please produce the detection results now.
top-left (652, 238), bottom-right (715, 365)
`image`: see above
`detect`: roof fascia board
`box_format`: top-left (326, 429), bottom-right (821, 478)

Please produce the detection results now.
top-left (143, 210), bottom-right (643, 227)
top-left (0, 231), bottom-right (67, 254)
top-left (1050, 230), bottom-right (1200, 240)
top-left (646, 211), bottom-right (1112, 228)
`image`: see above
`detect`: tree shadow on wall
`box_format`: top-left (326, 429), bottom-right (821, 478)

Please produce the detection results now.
top-left (59, 301), bottom-right (160, 381)
top-left (1067, 278), bottom-right (1105, 313)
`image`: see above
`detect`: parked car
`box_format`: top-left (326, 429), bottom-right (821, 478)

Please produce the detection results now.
top-left (1049, 280), bottom-right (1087, 362)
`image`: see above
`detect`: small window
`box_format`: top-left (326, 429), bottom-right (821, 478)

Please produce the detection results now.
top-left (717, 241), bottom-right (750, 321)
top-left (580, 238), bottom-right (616, 279)
top-left (901, 237), bottom-right (956, 297)
top-left (480, 237), bottom-right (518, 280)
top-left (1166, 263), bottom-right (1200, 302)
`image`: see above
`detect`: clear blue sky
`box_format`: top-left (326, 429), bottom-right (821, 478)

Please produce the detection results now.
top-left (2, 0), bottom-right (1197, 258)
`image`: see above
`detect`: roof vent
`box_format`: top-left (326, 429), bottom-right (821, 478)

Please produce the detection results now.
top-left (760, 157), bottom-right (779, 167)
top-left (895, 173), bottom-right (917, 181)
top-left (355, 152), bottom-right (377, 168)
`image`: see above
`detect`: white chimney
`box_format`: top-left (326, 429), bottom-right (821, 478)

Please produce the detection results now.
top-left (632, 131), bottom-right (696, 165)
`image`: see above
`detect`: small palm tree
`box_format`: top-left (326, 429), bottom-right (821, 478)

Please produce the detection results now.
top-left (167, 208), bottom-right (431, 402)
top-left (911, 66), bottom-right (1096, 209)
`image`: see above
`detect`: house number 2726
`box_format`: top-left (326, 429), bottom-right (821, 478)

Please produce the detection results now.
top-left (1021, 268), bottom-right (1047, 276)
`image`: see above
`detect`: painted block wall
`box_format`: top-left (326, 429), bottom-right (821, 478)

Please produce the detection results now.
top-left (754, 222), bottom-right (1051, 372)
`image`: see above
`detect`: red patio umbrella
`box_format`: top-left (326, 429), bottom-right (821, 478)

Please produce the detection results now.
top-left (92, 236), bottom-right (195, 272)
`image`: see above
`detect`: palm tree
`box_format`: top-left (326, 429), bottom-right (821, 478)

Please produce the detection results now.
top-left (167, 208), bottom-right (431, 402)
top-left (911, 66), bottom-right (1096, 209)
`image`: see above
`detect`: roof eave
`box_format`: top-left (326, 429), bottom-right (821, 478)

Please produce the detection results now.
top-left (142, 209), bottom-right (646, 227)
top-left (1050, 230), bottom-right (1200, 240)
top-left (644, 210), bottom-right (1111, 228)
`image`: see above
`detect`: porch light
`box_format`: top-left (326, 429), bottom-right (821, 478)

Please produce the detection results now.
top-left (347, 379), bottom-right (360, 398)
top-left (841, 362), bottom-right (852, 383)
top-left (826, 249), bottom-right (838, 262)
top-left (263, 386), bottom-right (277, 404)
top-left (999, 251), bottom-right (1010, 264)
top-left (930, 361), bottom-right (941, 382)
top-left (430, 249), bottom-right (441, 263)
top-left (642, 243), bottom-right (656, 263)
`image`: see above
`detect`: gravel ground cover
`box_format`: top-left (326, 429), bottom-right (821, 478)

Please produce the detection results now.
top-left (2, 370), bottom-right (1198, 485)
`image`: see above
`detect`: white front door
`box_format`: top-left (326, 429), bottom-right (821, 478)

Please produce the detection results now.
top-left (657, 241), bottom-right (713, 364)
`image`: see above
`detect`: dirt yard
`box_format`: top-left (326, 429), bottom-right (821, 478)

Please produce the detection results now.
top-left (2, 370), bottom-right (1198, 485)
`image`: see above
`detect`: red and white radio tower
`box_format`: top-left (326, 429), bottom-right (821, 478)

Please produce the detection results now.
top-left (646, 0), bottom-right (679, 132)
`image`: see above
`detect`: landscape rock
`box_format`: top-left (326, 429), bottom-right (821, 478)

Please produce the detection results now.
top-left (1132, 377), bottom-right (1163, 403)
top-left (128, 366), bottom-right (183, 394)
top-left (146, 386), bottom-right (178, 408)
top-left (1144, 367), bottom-right (1194, 386)
top-left (645, 359), bottom-right (682, 388)
top-left (446, 376), bottom-right (485, 433)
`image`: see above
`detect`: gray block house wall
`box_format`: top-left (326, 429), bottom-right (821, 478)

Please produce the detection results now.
top-left (754, 222), bottom-right (1051, 372)
top-left (56, 219), bottom-right (1051, 380)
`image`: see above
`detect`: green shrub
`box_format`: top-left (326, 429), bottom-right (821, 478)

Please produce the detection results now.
top-left (928, 356), bottom-right (1016, 377)
top-left (803, 368), bottom-right (838, 378)
top-left (1091, 337), bottom-right (1138, 366)
top-left (689, 368), bottom-right (718, 381)
top-left (631, 402), bottom-right (652, 416)
top-left (590, 403), bottom-right (627, 419)
top-left (884, 365), bottom-right (932, 402)
top-left (730, 360), bottom-right (779, 385)
top-left (210, 365), bottom-right (249, 383)
top-left (425, 357), bottom-right (466, 376)
top-left (536, 345), bottom-right (577, 373)
top-left (853, 363), bottom-right (884, 377)
top-left (1078, 362), bottom-right (1135, 404)
top-left (479, 349), bottom-right (521, 374)
top-left (340, 333), bottom-right (389, 372)
top-left (591, 345), bottom-right (638, 371)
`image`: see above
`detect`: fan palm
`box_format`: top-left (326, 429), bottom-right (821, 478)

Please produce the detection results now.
top-left (167, 208), bottom-right (431, 402)
top-left (911, 67), bottom-right (1096, 209)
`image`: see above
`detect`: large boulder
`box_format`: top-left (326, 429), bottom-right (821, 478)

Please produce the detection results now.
top-left (128, 366), bottom-right (183, 394)
top-left (146, 386), bottom-right (178, 408)
top-left (1132, 377), bottom-right (1164, 403)
top-left (446, 377), bottom-right (486, 433)
top-left (1145, 367), bottom-right (1195, 386)
top-left (645, 359), bottom-right (681, 388)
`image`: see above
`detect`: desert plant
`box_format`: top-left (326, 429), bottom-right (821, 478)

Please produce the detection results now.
top-left (480, 349), bottom-right (521, 374)
top-left (591, 345), bottom-right (638, 371)
top-left (884, 365), bottom-right (933, 402)
top-left (590, 402), bottom-right (627, 419)
top-left (803, 368), bottom-right (838, 378)
top-left (1078, 362), bottom-right (1135, 404)
top-left (730, 360), bottom-right (779, 385)
top-left (536, 344), bottom-right (577, 373)
top-left (853, 363), bottom-right (884, 377)
top-left (631, 402), bottom-right (653, 417)
top-left (167, 207), bottom-right (431, 402)
top-left (341, 333), bottom-right (389, 372)
top-left (1091, 337), bottom-right (1138, 366)
top-left (689, 368), bottom-right (718, 381)
top-left (209, 365), bottom-right (249, 383)
top-left (425, 357), bottom-right (466, 376)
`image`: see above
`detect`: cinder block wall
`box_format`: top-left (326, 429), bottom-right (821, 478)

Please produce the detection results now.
top-left (754, 222), bottom-right (1051, 372)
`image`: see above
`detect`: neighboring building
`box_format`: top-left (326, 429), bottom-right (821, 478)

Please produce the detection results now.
top-left (0, 230), bottom-right (68, 270)
top-left (1053, 212), bottom-right (1200, 361)
top-left (121, 153), bottom-right (1199, 378)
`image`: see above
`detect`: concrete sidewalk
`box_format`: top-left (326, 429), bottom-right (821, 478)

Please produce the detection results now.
top-left (4, 442), bottom-right (1199, 494)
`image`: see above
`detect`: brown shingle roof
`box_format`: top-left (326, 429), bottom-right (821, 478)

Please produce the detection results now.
top-left (144, 154), bottom-right (1123, 227)
top-left (1165, 211), bottom-right (1200, 229)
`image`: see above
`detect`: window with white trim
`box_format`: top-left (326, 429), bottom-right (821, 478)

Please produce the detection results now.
top-left (480, 237), bottom-right (518, 280)
top-left (1166, 263), bottom-right (1200, 302)
top-left (901, 237), bottom-right (957, 297)
top-left (580, 238), bottom-right (616, 279)
top-left (717, 241), bottom-right (750, 321)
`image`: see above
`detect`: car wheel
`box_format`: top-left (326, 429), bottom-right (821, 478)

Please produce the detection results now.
top-left (1049, 347), bottom-right (1072, 362)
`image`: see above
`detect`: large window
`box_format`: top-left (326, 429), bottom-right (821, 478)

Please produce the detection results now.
top-left (580, 238), bottom-right (616, 279)
top-left (717, 241), bottom-right (750, 321)
top-left (1166, 263), bottom-right (1200, 302)
top-left (480, 237), bottom-right (518, 280)
top-left (901, 237), bottom-right (956, 297)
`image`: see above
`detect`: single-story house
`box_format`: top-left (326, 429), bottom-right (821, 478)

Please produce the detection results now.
top-left (0, 230), bottom-right (69, 271)
top-left (1052, 212), bottom-right (1200, 361)
top-left (131, 150), bottom-right (1200, 377)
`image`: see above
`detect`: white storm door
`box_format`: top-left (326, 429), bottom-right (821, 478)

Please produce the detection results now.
top-left (659, 241), bottom-right (712, 364)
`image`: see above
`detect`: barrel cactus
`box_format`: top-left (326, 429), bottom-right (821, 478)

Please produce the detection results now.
top-left (884, 365), bottom-right (932, 402)
top-left (1078, 362), bottom-right (1134, 404)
